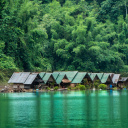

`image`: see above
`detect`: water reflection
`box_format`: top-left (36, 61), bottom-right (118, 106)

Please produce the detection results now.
top-left (0, 91), bottom-right (128, 128)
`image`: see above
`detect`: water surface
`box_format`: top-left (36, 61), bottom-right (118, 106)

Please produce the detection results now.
top-left (0, 90), bottom-right (128, 128)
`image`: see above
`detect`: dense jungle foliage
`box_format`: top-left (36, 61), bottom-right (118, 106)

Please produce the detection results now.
top-left (0, 0), bottom-right (128, 76)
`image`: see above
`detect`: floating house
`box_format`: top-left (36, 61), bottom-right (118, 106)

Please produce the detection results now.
top-left (42, 73), bottom-right (56, 87)
top-left (8, 72), bottom-right (30, 89)
top-left (96, 73), bottom-right (104, 80)
top-left (88, 73), bottom-right (100, 83)
top-left (39, 72), bottom-right (46, 79)
top-left (8, 72), bottom-right (43, 89)
top-left (118, 77), bottom-right (128, 88)
top-left (71, 72), bottom-right (92, 87)
top-left (101, 73), bottom-right (112, 87)
top-left (111, 74), bottom-right (121, 86)
top-left (53, 72), bottom-right (71, 88)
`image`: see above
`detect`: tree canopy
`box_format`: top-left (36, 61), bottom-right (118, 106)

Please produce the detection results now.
top-left (0, 0), bottom-right (128, 73)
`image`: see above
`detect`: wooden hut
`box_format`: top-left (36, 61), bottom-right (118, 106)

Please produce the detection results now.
top-left (8, 72), bottom-right (43, 89)
top-left (54, 72), bottom-right (71, 88)
top-left (111, 74), bottom-right (121, 87)
top-left (100, 73), bottom-right (112, 88)
top-left (88, 73), bottom-right (100, 83)
top-left (8, 72), bottom-right (30, 89)
top-left (118, 77), bottom-right (128, 88)
top-left (53, 71), bottom-right (78, 87)
top-left (39, 72), bottom-right (46, 79)
top-left (71, 72), bottom-right (92, 87)
top-left (42, 73), bottom-right (56, 87)
top-left (96, 73), bottom-right (104, 81)
top-left (24, 73), bottom-right (43, 89)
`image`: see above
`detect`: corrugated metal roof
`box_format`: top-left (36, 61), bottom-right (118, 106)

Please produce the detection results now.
top-left (119, 77), bottom-right (128, 82)
top-left (39, 72), bottom-right (46, 78)
top-left (8, 72), bottom-right (30, 83)
top-left (112, 74), bottom-right (120, 84)
top-left (8, 72), bottom-right (21, 83)
top-left (53, 71), bottom-right (78, 81)
top-left (17, 72), bottom-right (30, 83)
top-left (24, 73), bottom-right (38, 85)
top-left (89, 73), bottom-right (97, 81)
top-left (101, 73), bottom-right (110, 83)
top-left (42, 73), bottom-right (52, 84)
top-left (52, 72), bottom-right (60, 80)
top-left (96, 73), bottom-right (104, 80)
top-left (71, 72), bottom-right (87, 83)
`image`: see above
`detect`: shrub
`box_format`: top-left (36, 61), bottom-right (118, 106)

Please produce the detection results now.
top-left (71, 87), bottom-right (76, 90)
top-left (123, 86), bottom-right (126, 89)
top-left (68, 86), bottom-right (72, 90)
top-left (94, 80), bottom-right (100, 89)
top-left (54, 86), bottom-right (59, 90)
top-left (113, 87), bottom-right (118, 90)
top-left (47, 87), bottom-right (51, 90)
top-left (85, 84), bottom-right (90, 89)
top-left (98, 84), bottom-right (107, 90)
top-left (79, 84), bottom-right (85, 90)
top-left (75, 86), bottom-right (79, 90)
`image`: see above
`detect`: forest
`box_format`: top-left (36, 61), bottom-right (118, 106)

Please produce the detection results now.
top-left (0, 0), bottom-right (128, 80)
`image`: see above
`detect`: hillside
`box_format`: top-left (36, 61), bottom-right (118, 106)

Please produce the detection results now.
top-left (0, 0), bottom-right (128, 81)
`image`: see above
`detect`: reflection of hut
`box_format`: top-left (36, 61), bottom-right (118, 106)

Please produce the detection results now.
top-left (71, 72), bottom-right (91, 87)
top-left (101, 73), bottom-right (112, 87)
top-left (118, 77), bottom-right (128, 88)
top-left (55, 73), bottom-right (71, 88)
top-left (42, 73), bottom-right (56, 87)
top-left (8, 72), bottom-right (43, 89)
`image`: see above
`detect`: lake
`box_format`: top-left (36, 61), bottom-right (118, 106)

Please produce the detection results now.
top-left (0, 90), bottom-right (128, 128)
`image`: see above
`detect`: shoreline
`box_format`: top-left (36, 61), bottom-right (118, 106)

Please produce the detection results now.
top-left (0, 88), bottom-right (126, 93)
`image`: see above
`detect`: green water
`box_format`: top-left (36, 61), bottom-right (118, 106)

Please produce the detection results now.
top-left (0, 90), bottom-right (128, 128)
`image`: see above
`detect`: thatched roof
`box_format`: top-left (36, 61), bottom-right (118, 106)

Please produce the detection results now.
top-left (62, 79), bottom-right (71, 83)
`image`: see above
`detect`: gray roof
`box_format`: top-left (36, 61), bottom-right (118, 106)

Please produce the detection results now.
top-left (24, 73), bottom-right (38, 85)
top-left (8, 72), bottom-right (30, 84)
top-left (112, 74), bottom-right (120, 84)
top-left (119, 77), bottom-right (128, 82)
